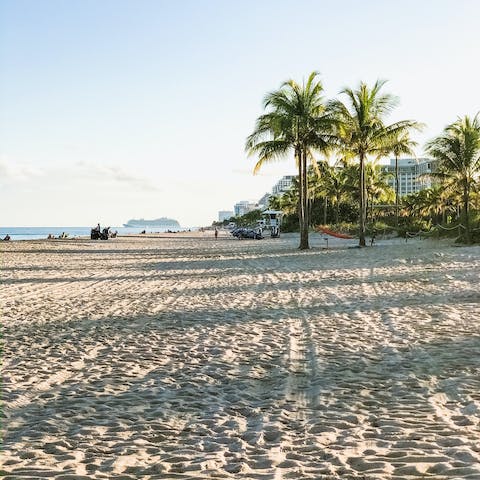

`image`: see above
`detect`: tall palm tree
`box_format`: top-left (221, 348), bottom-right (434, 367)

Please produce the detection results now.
top-left (246, 72), bottom-right (335, 249)
top-left (330, 80), bottom-right (420, 246)
top-left (426, 114), bottom-right (480, 243)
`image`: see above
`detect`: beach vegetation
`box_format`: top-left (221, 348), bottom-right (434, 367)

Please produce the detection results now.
top-left (213, 209), bottom-right (263, 228)
top-left (309, 159), bottom-right (357, 224)
top-left (425, 114), bottom-right (480, 244)
top-left (232, 209), bottom-right (263, 228)
top-left (388, 132), bottom-right (419, 226)
top-left (246, 72), bottom-right (335, 249)
top-left (248, 74), bottom-right (479, 244)
top-left (329, 80), bottom-right (422, 246)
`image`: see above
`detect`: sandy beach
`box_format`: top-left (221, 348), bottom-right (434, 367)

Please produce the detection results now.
top-left (2, 232), bottom-right (480, 479)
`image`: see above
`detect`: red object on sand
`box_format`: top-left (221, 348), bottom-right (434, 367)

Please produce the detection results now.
top-left (317, 226), bottom-right (354, 239)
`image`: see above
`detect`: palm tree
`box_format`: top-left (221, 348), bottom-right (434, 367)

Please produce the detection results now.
top-left (390, 132), bottom-right (420, 226)
top-left (330, 80), bottom-right (420, 246)
top-left (404, 186), bottom-right (451, 225)
top-left (306, 166), bottom-right (324, 224)
top-left (280, 183), bottom-right (300, 216)
top-left (267, 194), bottom-right (283, 211)
top-left (314, 159), bottom-right (355, 224)
top-left (426, 114), bottom-right (480, 243)
top-left (246, 72), bottom-right (334, 249)
top-left (364, 160), bottom-right (395, 221)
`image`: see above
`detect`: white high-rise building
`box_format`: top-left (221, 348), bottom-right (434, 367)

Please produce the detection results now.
top-left (234, 201), bottom-right (257, 217)
top-left (271, 175), bottom-right (295, 195)
top-left (218, 211), bottom-right (234, 222)
top-left (257, 193), bottom-right (270, 209)
top-left (381, 158), bottom-right (437, 196)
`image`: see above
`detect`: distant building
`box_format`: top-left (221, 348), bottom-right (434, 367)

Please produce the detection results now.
top-left (218, 211), bottom-right (234, 222)
top-left (271, 175), bottom-right (295, 195)
top-left (257, 193), bottom-right (270, 210)
top-left (234, 200), bottom-right (257, 217)
top-left (381, 158), bottom-right (437, 196)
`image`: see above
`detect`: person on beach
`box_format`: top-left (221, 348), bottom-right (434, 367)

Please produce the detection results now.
top-left (215, 227), bottom-right (218, 239)
top-left (3, 234), bottom-right (11, 241)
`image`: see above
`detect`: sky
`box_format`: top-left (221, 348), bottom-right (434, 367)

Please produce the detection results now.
top-left (1, 0), bottom-right (479, 227)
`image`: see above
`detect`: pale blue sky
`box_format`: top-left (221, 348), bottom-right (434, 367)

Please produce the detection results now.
top-left (1, 0), bottom-right (479, 226)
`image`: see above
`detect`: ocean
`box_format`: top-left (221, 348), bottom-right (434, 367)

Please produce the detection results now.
top-left (0, 226), bottom-right (192, 241)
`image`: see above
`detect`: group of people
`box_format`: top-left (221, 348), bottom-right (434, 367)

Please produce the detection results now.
top-left (46, 232), bottom-right (68, 239)
top-left (91, 223), bottom-right (117, 240)
top-left (2, 226), bottom-right (119, 242)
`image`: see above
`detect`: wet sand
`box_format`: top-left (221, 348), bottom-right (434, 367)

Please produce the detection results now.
top-left (2, 233), bottom-right (480, 479)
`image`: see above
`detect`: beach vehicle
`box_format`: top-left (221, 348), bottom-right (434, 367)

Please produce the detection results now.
top-left (231, 227), bottom-right (263, 240)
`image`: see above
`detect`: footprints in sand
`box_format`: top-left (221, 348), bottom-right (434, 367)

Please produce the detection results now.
top-left (2, 236), bottom-right (480, 478)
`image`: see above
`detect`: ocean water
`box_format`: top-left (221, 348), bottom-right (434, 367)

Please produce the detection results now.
top-left (0, 226), bottom-right (191, 241)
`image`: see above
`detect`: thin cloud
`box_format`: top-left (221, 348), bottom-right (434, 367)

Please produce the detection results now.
top-left (0, 157), bottom-right (160, 192)
top-left (0, 157), bottom-right (45, 181)
top-left (75, 161), bottom-right (160, 192)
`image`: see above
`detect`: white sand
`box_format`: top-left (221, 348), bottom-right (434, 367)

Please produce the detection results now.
top-left (2, 233), bottom-right (480, 479)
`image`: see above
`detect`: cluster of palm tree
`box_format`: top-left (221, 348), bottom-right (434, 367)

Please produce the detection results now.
top-left (246, 72), bottom-right (480, 247)
top-left (268, 159), bottom-right (392, 228)
top-left (393, 116), bottom-right (480, 243)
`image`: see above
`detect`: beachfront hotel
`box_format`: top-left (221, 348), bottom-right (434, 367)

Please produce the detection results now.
top-left (381, 158), bottom-right (438, 196)
top-left (229, 179), bottom-right (290, 219)
top-left (233, 200), bottom-right (258, 216)
top-left (218, 210), bottom-right (234, 222)
top-left (271, 175), bottom-right (296, 195)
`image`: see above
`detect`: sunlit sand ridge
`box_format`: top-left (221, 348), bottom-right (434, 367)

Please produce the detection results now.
top-left (2, 233), bottom-right (480, 479)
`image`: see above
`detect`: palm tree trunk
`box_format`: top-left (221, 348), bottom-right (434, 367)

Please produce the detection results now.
top-left (297, 149), bottom-right (304, 245)
top-left (323, 196), bottom-right (328, 225)
top-left (299, 149), bottom-right (309, 249)
top-left (359, 152), bottom-right (367, 246)
top-left (308, 196), bottom-right (313, 227)
top-left (395, 154), bottom-right (399, 227)
top-left (335, 194), bottom-right (340, 224)
top-left (464, 184), bottom-right (471, 243)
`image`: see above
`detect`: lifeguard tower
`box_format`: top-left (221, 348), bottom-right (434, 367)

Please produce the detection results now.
top-left (261, 210), bottom-right (283, 238)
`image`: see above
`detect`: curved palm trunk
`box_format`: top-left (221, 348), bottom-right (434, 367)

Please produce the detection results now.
top-left (395, 154), bottom-right (400, 227)
top-left (299, 149), bottom-right (309, 249)
top-left (359, 152), bottom-right (367, 246)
